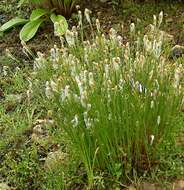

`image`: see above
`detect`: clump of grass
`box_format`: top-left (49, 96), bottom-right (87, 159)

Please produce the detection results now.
top-left (29, 11), bottom-right (183, 188)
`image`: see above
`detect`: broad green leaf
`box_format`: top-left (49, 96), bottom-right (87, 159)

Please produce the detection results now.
top-left (0, 18), bottom-right (28, 32)
top-left (50, 13), bottom-right (60, 23)
top-left (30, 8), bottom-right (49, 21)
top-left (20, 18), bottom-right (45, 42)
top-left (50, 13), bottom-right (67, 24)
top-left (50, 14), bottom-right (68, 36)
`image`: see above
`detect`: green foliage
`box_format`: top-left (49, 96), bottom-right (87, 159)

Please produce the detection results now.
top-left (20, 18), bottom-right (45, 41)
top-left (0, 7), bottom-right (68, 42)
top-left (0, 6), bottom-right (184, 189)
top-left (19, 0), bottom-right (76, 17)
top-left (30, 8), bottom-right (49, 20)
top-left (1, 145), bottom-right (44, 189)
top-left (50, 13), bottom-right (68, 36)
top-left (0, 18), bottom-right (28, 32)
top-left (30, 13), bottom-right (183, 188)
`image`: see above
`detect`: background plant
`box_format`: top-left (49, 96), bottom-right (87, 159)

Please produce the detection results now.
top-left (30, 0), bottom-right (77, 18)
top-left (0, 0), bottom-right (75, 42)
top-left (18, 0), bottom-right (77, 17)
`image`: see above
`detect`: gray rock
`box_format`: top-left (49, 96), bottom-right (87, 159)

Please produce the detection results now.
top-left (171, 45), bottom-right (184, 58)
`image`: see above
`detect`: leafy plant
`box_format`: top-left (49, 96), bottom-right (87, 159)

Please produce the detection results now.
top-left (0, 0), bottom-right (71, 42)
top-left (31, 0), bottom-right (76, 18)
top-left (18, 0), bottom-right (76, 17)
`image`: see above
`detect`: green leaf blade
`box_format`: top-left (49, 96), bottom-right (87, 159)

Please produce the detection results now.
top-left (50, 13), bottom-right (68, 36)
top-left (30, 8), bottom-right (49, 21)
top-left (0, 18), bottom-right (28, 32)
top-left (20, 18), bottom-right (45, 42)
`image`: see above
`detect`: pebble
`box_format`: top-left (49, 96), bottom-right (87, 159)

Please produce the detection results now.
top-left (44, 150), bottom-right (67, 171)
top-left (141, 182), bottom-right (156, 190)
top-left (170, 45), bottom-right (184, 58)
top-left (173, 180), bottom-right (184, 190)
top-left (5, 94), bottom-right (23, 104)
top-left (127, 180), bottom-right (184, 190)
top-left (0, 183), bottom-right (10, 190)
top-left (100, 0), bottom-right (108, 2)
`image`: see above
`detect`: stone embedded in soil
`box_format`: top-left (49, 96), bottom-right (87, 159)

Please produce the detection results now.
top-left (44, 150), bottom-right (67, 171)
top-left (173, 180), bottom-right (184, 190)
top-left (5, 94), bottom-right (23, 104)
top-left (127, 185), bottom-right (136, 190)
top-left (176, 133), bottom-right (184, 146)
top-left (129, 181), bottom-right (184, 190)
top-left (166, 18), bottom-right (173, 23)
top-left (31, 124), bottom-right (50, 143)
top-left (141, 182), bottom-right (156, 190)
top-left (170, 45), bottom-right (184, 58)
top-left (4, 93), bottom-right (24, 112)
top-left (31, 119), bottom-right (55, 144)
top-left (32, 124), bottom-right (45, 135)
top-left (0, 183), bottom-right (10, 190)
top-left (161, 31), bottom-right (174, 44)
top-left (139, 182), bottom-right (169, 190)
top-left (146, 25), bottom-right (174, 44)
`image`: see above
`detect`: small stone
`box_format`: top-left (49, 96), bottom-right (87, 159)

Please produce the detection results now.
top-left (31, 133), bottom-right (40, 142)
top-left (34, 119), bottom-right (54, 125)
top-left (155, 185), bottom-right (167, 190)
top-left (141, 182), bottom-right (156, 190)
top-left (176, 134), bottom-right (184, 146)
top-left (161, 31), bottom-right (174, 44)
top-left (146, 26), bottom-right (174, 44)
top-left (179, 17), bottom-right (184, 24)
top-left (127, 185), bottom-right (136, 190)
top-left (97, 11), bottom-right (101, 17)
top-left (100, 0), bottom-right (108, 2)
top-left (31, 125), bottom-right (46, 143)
top-left (170, 45), bottom-right (184, 58)
top-left (33, 125), bottom-right (44, 135)
top-left (31, 120), bottom-right (53, 144)
top-left (44, 150), bottom-right (67, 171)
top-left (0, 183), bottom-right (10, 190)
top-left (166, 18), bottom-right (173, 23)
top-left (5, 94), bottom-right (23, 104)
top-left (173, 180), bottom-right (184, 190)
top-left (5, 94), bottom-right (24, 112)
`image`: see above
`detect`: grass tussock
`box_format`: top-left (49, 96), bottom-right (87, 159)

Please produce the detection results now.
top-left (30, 11), bottom-right (183, 188)
top-left (0, 10), bottom-right (184, 190)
